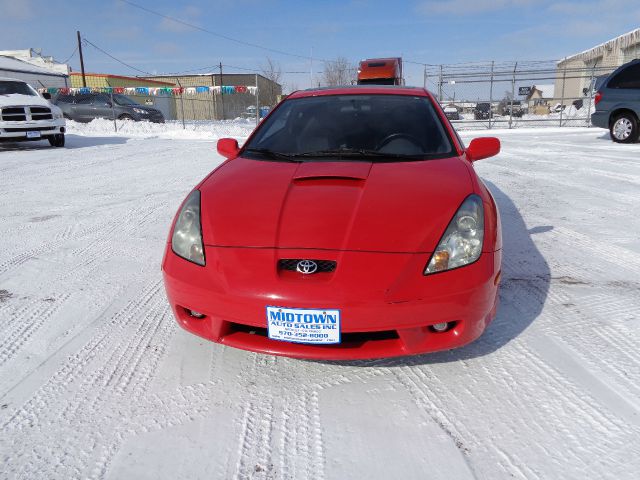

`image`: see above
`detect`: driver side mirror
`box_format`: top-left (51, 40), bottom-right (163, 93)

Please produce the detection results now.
top-left (217, 138), bottom-right (240, 159)
top-left (42, 92), bottom-right (52, 100)
top-left (466, 137), bottom-right (500, 162)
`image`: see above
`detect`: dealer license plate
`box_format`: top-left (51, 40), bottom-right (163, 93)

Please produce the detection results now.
top-left (266, 306), bottom-right (341, 344)
top-left (26, 131), bottom-right (41, 139)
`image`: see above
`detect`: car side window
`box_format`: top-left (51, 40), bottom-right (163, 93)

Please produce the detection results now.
top-left (75, 95), bottom-right (93, 105)
top-left (55, 94), bottom-right (74, 104)
top-left (608, 64), bottom-right (640, 89)
top-left (89, 94), bottom-right (109, 105)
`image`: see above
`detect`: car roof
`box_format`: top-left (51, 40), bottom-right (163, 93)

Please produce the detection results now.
top-left (0, 77), bottom-right (27, 82)
top-left (287, 85), bottom-right (429, 99)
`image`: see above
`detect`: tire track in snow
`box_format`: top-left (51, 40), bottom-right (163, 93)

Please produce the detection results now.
top-left (0, 293), bottom-right (71, 367)
top-left (232, 354), bottom-right (277, 479)
top-left (0, 280), bottom-right (182, 478)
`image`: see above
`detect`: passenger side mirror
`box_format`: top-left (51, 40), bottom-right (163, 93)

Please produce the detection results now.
top-left (466, 137), bottom-right (500, 161)
top-left (217, 138), bottom-right (240, 159)
top-left (42, 92), bottom-right (52, 100)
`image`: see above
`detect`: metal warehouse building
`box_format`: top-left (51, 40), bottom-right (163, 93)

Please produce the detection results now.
top-left (0, 55), bottom-right (69, 89)
top-left (555, 28), bottom-right (640, 101)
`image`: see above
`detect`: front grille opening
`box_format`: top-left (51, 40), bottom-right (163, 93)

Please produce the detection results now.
top-left (278, 259), bottom-right (337, 273)
top-left (227, 322), bottom-right (399, 344)
top-left (1, 107), bottom-right (27, 122)
top-left (230, 323), bottom-right (268, 336)
top-left (342, 330), bottom-right (399, 342)
top-left (30, 107), bottom-right (52, 120)
top-left (4, 127), bottom-right (56, 133)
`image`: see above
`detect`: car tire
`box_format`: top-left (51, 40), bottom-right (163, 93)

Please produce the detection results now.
top-left (610, 112), bottom-right (639, 143)
top-left (119, 114), bottom-right (134, 121)
top-left (48, 134), bottom-right (65, 148)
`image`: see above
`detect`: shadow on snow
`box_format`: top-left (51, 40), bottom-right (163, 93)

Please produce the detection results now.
top-left (0, 134), bottom-right (128, 152)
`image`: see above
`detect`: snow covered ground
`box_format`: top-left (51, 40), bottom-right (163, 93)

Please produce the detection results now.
top-left (1, 123), bottom-right (639, 479)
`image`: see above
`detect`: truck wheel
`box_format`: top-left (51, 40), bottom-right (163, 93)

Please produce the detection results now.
top-left (48, 134), bottom-right (65, 148)
top-left (610, 113), bottom-right (639, 143)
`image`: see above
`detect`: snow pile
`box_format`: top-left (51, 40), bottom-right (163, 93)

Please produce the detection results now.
top-left (65, 118), bottom-right (257, 141)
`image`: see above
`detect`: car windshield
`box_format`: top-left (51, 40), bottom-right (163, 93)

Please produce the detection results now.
top-left (476, 103), bottom-right (490, 110)
top-left (244, 94), bottom-right (454, 161)
top-left (113, 94), bottom-right (140, 106)
top-left (0, 81), bottom-right (37, 96)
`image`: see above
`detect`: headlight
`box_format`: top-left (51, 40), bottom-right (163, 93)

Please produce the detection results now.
top-left (53, 110), bottom-right (63, 119)
top-left (171, 190), bottom-right (205, 266)
top-left (424, 194), bottom-right (484, 274)
top-left (133, 108), bottom-right (147, 114)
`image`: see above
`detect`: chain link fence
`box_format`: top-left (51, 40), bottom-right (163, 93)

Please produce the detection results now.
top-left (41, 72), bottom-right (284, 131)
top-left (421, 56), bottom-right (632, 130)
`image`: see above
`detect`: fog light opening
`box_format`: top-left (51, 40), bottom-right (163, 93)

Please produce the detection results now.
top-left (430, 322), bottom-right (453, 333)
top-left (188, 310), bottom-right (206, 319)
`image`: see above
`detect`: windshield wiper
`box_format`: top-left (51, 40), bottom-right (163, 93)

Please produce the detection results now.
top-left (291, 148), bottom-right (423, 160)
top-left (243, 148), bottom-right (302, 162)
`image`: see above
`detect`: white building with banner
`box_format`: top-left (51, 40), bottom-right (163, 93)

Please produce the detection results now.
top-left (555, 28), bottom-right (640, 101)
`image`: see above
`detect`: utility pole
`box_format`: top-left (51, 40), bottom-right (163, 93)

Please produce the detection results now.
top-left (219, 62), bottom-right (225, 120)
top-left (310, 46), bottom-right (313, 88)
top-left (77, 30), bottom-right (86, 87)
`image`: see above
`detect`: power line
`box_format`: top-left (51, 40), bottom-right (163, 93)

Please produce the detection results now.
top-left (61, 46), bottom-right (78, 64)
top-left (118, 0), bottom-right (334, 64)
top-left (162, 62), bottom-right (321, 76)
top-left (82, 37), bottom-right (153, 76)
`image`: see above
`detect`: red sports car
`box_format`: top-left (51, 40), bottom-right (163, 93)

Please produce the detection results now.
top-left (162, 86), bottom-right (502, 360)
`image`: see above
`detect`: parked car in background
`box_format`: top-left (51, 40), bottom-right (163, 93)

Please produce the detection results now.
top-left (473, 102), bottom-right (493, 120)
top-left (591, 59), bottom-right (640, 143)
top-left (504, 100), bottom-right (524, 117)
top-left (443, 106), bottom-right (460, 120)
top-left (55, 93), bottom-right (165, 123)
top-left (0, 77), bottom-right (66, 147)
top-left (242, 105), bottom-right (272, 119)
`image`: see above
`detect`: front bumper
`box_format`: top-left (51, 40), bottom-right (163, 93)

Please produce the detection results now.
top-left (135, 112), bottom-right (165, 123)
top-left (162, 246), bottom-right (501, 360)
top-left (0, 119), bottom-right (66, 140)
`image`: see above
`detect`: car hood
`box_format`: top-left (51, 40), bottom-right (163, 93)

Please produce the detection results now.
top-left (199, 156), bottom-right (473, 253)
top-left (0, 93), bottom-right (52, 109)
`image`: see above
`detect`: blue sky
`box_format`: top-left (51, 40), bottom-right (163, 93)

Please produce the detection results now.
top-left (1, 0), bottom-right (639, 90)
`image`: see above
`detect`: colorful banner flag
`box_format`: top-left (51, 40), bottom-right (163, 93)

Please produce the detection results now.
top-left (38, 86), bottom-right (258, 96)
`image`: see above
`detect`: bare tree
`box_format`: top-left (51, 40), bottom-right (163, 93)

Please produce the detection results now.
top-left (322, 57), bottom-right (356, 87)
top-left (260, 57), bottom-right (283, 106)
top-left (285, 82), bottom-right (299, 94)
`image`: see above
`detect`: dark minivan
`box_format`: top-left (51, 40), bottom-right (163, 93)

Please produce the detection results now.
top-left (55, 93), bottom-right (165, 123)
top-left (591, 59), bottom-right (640, 143)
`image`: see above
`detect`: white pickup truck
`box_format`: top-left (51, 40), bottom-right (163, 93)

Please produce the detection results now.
top-left (0, 77), bottom-right (66, 147)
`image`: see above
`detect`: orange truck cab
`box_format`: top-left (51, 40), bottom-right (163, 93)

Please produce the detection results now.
top-left (357, 57), bottom-right (403, 85)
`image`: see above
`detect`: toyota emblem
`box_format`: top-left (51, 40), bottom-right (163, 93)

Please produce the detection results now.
top-left (296, 260), bottom-right (318, 274)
